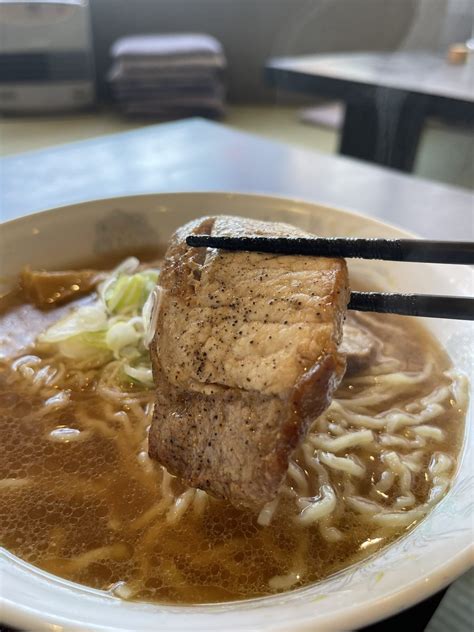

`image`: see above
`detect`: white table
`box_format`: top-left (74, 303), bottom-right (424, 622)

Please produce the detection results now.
top-left (1, 118), bottom-right (473, 240)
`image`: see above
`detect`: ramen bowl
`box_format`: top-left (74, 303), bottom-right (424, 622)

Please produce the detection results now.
top-left (1, 192), bottom-right (472, 632)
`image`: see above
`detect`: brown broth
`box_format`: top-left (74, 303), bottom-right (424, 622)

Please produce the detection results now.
top-left (0, 280), bottom-right (467, 604)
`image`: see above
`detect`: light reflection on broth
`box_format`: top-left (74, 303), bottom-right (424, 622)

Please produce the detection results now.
top-left (0, 258), bottom-right (468, 604)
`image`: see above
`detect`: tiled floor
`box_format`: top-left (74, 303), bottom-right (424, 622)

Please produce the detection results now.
top-left (1, 105), bottom-right (472, 190)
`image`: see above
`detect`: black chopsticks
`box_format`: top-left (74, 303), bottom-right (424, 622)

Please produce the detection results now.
top-left (186, 234), bottom-right (474, 321)
top-left (349, 293), bottom-right (473, 320)
top-left (186, 236), bottom-right (474, 265)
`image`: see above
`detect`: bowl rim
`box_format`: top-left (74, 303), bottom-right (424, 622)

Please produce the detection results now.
top-left (2, 541), bottom-right (473, 632)
top-left (0, 191), bottom-right (472, 632)
top-left (1, 189), bottom-right (418, 236)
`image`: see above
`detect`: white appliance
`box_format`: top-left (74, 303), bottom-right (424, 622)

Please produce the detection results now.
top-left (0, 0), bottom-right (95, 112)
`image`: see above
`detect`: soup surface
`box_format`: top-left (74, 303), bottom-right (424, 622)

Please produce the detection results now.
top-left (0, 260), bottom-right (467, 604)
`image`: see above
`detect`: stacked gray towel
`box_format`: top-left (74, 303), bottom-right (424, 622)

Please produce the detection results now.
top-left (109, 33), bottom-right (226, 118)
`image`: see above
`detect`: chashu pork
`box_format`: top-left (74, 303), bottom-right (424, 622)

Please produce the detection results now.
top-left (148, 216), bottom-right (350, 510)
top-left (340, 320), bottom-right (378, 376)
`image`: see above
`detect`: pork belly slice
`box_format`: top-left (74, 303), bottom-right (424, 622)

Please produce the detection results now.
top-left (341, 320), bottom-right (378, 376)
top-left (148, 216), bottom-right (350, 510)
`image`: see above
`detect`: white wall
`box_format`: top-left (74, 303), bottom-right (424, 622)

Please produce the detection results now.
top-left (400, 0), bottom-right (472, 50)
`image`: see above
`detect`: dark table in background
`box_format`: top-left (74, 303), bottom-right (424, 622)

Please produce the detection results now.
top-left (1, 118), bottom-right (472, 631)
top-left (266, 51), bottom-right (474, 172)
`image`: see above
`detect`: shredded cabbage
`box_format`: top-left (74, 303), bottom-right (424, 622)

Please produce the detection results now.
top-left (38, 258), bottom-right (160, 387)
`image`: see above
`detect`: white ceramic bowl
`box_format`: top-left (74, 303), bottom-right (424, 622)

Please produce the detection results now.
top-left (1, 193), bottom-right (472, 632)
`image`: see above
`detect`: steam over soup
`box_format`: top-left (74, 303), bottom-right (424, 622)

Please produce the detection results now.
top-left (0, 250), bottom-right (468, 604)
